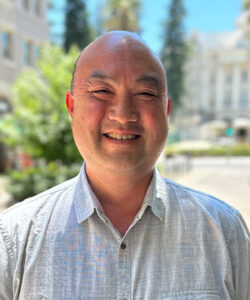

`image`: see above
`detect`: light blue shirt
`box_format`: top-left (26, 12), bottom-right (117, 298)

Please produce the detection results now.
top-left (0, 164), bottom-right (249, 299)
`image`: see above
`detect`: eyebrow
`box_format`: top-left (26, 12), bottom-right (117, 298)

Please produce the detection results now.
top-left (135, 75), bottom-right (162, 88)
top-left (88, 71), bottom-right (163, 89)
top-left (88, 71), bottom-right (115, 81)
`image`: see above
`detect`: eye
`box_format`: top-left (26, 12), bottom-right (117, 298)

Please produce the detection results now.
top-left (90, 88), bottom-right (114, 100)
top-left (139, 92), bottom-right (156, 97)
top-left (91, 89), bottom-right (111, 95)
top-left (136, 90), bottom-right (157, 99)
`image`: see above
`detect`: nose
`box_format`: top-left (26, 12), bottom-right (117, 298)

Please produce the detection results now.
top-left (107, 95), bottom-right (139, 124)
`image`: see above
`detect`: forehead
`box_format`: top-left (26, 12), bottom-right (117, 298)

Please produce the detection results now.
top-left (75, 35), bottom-right (166, 84)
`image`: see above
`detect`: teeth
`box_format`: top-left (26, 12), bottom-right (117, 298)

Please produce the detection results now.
top-left (105, 133), bottom-right (138, 140)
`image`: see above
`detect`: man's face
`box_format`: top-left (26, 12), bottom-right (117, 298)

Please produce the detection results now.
top-left (67, 33), bottom-right (168, 176)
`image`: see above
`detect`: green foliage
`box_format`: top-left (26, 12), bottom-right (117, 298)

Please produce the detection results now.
top-left (0, 43), bottom-right (84, 202)
top-left (6, 161), bottom-right (81, 203)
top-left (0, 44), bottom-right (82, 164)
top-left (166, 144), bottom-right (250, 157)
top-left (160, 0), bottom-right (187, 111)
top-left (244, 0), bottom-right (250, 10)
top-left (102, 0), bottom-right (141, 32)
top-left (64, 0), bottom-right (93, 52)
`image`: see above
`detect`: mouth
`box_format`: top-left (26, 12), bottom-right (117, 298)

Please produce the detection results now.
top-left (104, 132), bottom-right (140, 140)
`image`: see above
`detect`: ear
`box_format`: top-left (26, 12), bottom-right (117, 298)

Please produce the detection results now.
top-left (167, 98), bottom-right (171, 116)
top-left (65, 91), bottom-right (74, 118)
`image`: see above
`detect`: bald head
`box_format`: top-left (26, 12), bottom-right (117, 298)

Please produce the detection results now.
top-left (70, 31), bottom-right (166, 95)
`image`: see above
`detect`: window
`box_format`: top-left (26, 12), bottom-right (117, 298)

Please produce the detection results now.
top-left (22, 40), bottom-right (32, 65)
top-left (241, 69), bottom-right (248, 84)
top-left (224, 65), bottom-right (232, 84)
top-left (210, 73), bottom-right (216, 85)
top-left (32, 0), bottom-right (41, 16)
top-left (35, 0), bottom-right (41, 15)
top-left (34, 45), bottom-right (40, 61)
top-left (223, 88), bottom-right (232, 108)
top-left (239, 88), bottom-right (249, 109)
top-left (1, 31), bottom-right (12, 59)
top-left (0, 97), bottom-right (10, 114)
top-left (225, 73), bottom-right (232, 84)
top-left (22, 0), bottom-right (29, 10)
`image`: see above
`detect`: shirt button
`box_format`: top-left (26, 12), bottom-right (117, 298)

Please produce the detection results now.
top-left (121, 242), bottom-right (126, 249)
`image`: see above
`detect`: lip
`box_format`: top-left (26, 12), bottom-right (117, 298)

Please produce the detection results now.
top-left (103, 136), bottom-right (141, 145)
top-left (103, 130), bottom-right (142, 136)
top-left (102, 132), bottom-right (141, 144)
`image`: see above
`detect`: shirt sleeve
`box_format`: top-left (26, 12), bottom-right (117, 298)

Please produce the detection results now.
top-left (228, 213), bottom-right (250, 300)
top-left (0, 218), bottom-right (14, 300)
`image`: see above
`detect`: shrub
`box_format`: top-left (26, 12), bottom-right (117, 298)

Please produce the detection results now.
top-left (7, 161), bottom-right (81, 203)
top-left (166, 143), bottom-right (250, 157)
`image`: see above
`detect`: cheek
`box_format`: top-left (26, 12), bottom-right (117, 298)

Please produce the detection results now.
top-left (74, 99), bottom-right (106, 127)
top-left (141, 105), bottom-right (168, 132)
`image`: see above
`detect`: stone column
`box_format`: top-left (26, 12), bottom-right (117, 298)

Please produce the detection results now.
top-left (215, 62), bottom-right (224, 118)
top-left (232, 63), bottom-right (240, 112)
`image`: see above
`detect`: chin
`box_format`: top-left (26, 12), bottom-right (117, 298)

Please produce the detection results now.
top-left (105, 158), bottom-right (151, 175)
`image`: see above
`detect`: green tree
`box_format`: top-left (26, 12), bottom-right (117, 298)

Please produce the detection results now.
top-left (244, 0), bottom-right (250, 10)
top-left (64, 0), bottom-right (92, 52)
top-left (0, 44), bottom-right (81, 164)
top-left (102, 0), bottom-right (141, 32)
top-left (160, 0), bottom-right (187, 111)
top-left (0, 44), bottom-right (82, 201)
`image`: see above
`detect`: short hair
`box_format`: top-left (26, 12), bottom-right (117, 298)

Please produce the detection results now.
top-left (70, 54), bottom-right (81, 95)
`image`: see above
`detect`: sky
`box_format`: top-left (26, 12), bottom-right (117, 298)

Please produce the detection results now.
top-left (49, 0), bottom-right (243, 54)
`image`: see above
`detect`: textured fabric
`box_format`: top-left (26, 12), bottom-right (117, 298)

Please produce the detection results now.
top-left (0, 164), bottom-right (249, 300)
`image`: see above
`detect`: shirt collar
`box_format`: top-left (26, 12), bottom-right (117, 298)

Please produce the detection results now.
top-left (147, 168), bottom-right (167, 221)
top-left (73, 164), bottom-right (96, 224)
top-left (73, 163), bottom-right (167, 224)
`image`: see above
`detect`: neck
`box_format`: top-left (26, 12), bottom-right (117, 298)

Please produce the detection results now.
top-left (85, 164), bottom-right (153, 235)
top-left (85, 164), bottom-right (153, 207)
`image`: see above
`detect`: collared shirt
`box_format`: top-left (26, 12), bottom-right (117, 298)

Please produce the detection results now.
top-left (0, 164), bottom-right (249, 300)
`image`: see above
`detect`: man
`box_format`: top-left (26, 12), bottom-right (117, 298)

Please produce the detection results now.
top-left (0, 31), bottom-right (249, 299)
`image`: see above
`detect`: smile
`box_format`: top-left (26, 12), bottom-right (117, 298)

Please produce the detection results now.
top-left (104, 133), bottom-right (140, 140)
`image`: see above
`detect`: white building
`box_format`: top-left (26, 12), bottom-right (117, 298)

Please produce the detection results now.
top-left (178, 3), bottom-right (250, 143)
top-left (0, 0), bottom-right (49, 170)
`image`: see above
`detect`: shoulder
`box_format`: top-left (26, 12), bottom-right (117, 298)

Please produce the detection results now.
top-left (0, 175), bottom-right (78, 231)
top-left (161, 176), bottom-right (247, 243)
top-left (164, 177), bottom-right (238, 217)
top-left (161, 175), bottom-right (250, 294)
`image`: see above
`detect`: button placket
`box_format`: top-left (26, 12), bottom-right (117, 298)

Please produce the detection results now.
top-left (117, 239), bottom-right (130, 300)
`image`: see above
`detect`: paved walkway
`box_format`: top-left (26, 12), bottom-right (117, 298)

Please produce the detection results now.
top-left (165, 156), bottom-right (250, 229)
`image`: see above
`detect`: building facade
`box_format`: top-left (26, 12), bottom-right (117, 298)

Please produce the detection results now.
top-left (0, 0), bottom-right (49, 171)
top-left (0, 0), bottom-right (49, 114)
top-left (178, 5), bottom-right (250, 143)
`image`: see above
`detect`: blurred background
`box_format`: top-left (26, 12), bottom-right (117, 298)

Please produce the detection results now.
top-left (0, 0), bottom-right (250, 228)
